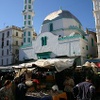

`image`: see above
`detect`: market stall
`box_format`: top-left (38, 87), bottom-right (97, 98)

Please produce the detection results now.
top-left (11, 58), bottom-right (75, 100)
top-left (24, 58), bottom-right (75, 100)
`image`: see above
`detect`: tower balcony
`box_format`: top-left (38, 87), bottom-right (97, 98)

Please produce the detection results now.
top-left (22, 10), bottom-right (34, 16)
top-left (22, 10), bottom-right (25, 12)
top-left (22, 26), bottom-right (33, 30)
top-left (28, 10), bottom-right (33, 12)
top-left (93, 10), bottom-right (100, 13)
top-left (22, 10), bottom-right (34, 13)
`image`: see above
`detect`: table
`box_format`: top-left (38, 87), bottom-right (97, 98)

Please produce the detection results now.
top-left (52, 92), bottom-right (67, 100)
top-left (26, 92), bottom-right (67, 100)
top-left (26, 95), bottom-right (52, 100)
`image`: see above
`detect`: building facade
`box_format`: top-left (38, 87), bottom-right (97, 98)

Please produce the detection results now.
top-left (92, 0), bottom-right (100, 57)
top-left (85, 29), bottom-right (98, 58)
top-left (0, 26), bottom-right (23, 65)
top-left (19, 9), bottom-right (97, 65)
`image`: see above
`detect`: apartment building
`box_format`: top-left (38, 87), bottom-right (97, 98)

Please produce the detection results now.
top-left (92, 0), bottom-right (100, 57)
top-left (0, 25), bottom-right (23, 65)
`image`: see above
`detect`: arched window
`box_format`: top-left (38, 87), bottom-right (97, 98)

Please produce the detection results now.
top-left (24, 38), bottom-right (26, 43)
top-left (49, 23), bottom-right (53, 32)
top-left (7, 49), bottom-right (9, 55)
top-left (7, 40), bottom-right (9, 46)
top-left (24, 15), bottom-right (27, 20)
top-left (29, 0), bottom-right (31, 3)
top-left (28, 31), bottom-right (31, 36)
top-left (2, 33), bottom-right (4, 38)
top-left (79, 24), bottom-right (81, 29)
top-left (91, 38), bottom-right (94, 46)
top-left (28, 21), bottom-right (31, 25)
top-left (25, 0), bottom-right (27, 3)
top-left (7, 31), bottom-right (9, 37)
top-left (41, 36), bottom-right (47, 46)
top-left (24, 21), bottom-right (26, 25)
top-left (2, 50), bottom-right (4, 56)
top-left (6, 58), bottom-right (8, 65)
top-left (24, 5), bottom-right (27, 9)
top-left (41, 37), bottom-right (44, 46)
top-left (28, 15), bottom-right (31, 19)
top-left (28, 38), bottom-right (31, 42)
top-left (1, 59), bottom-right (3, 65)
top-left (44, 36), bottom-right (47, 45)
top-left (28, 5), bottom-right (31, 9)
top-left (24, 32), bottom-right (26, 36)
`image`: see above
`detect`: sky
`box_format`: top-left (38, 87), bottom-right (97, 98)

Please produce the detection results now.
top-left (0, 0), bottom-right (95, 34)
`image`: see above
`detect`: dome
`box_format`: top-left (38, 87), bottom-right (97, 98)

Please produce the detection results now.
top-left (43, 9), bottom-right (81, 25)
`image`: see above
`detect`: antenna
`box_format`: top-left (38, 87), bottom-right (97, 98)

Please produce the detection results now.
top-left (3, 23), bottom-right (6, 27)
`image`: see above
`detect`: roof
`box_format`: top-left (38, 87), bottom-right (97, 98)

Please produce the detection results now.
top-left (43, 9), bottom-right (82, 25)
top-left (86, 58), bottom-right (100, 63)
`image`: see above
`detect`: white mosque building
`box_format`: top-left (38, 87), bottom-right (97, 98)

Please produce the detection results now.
top-left (19, 0), bottom-right (97, 65)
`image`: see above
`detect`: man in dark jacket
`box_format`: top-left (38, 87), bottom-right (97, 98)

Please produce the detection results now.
top-left (73, 75), bottom-right (95, 100)
top-left (17, 78), bottom-right (28, 100)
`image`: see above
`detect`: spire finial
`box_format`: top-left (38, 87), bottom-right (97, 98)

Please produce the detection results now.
top-left (59, 6), bottom-right (62, 10)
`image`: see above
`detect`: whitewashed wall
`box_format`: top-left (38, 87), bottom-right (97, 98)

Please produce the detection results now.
top-left (19, 46), bottom-right (36, 61)
top-left (19, 31), bottom-right (93, 65)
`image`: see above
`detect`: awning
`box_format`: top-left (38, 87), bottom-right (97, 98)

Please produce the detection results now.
top-left (86, 58), bottom-right (100, 63)
top-left (12, 62), bottom-right (35, 69)
top-left (11, 58), bottom-right (75, 72)
top-left (33, 58), bottom-right (75, 72)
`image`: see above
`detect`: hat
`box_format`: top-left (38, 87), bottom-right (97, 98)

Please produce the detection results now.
top-left (52, 85), bottom-right (59, 91)
top-left (83, 61), bottom-right (91, 67)
top-left (91, 62), bottom-right (97, 68)
top-left (25, 80), bottom-right (33, 87)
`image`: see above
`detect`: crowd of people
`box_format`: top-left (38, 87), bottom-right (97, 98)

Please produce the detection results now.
top-left (54, 66), bottom-right (100, 100)
top-left (0, 71), bottom-right (28, 100)
top-left (0, 65), bottom-right (100, 100)
top-left (63, 74), bottom-right (96, 100)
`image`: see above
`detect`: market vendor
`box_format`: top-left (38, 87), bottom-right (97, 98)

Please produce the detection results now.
top-left (32, 79), bottom-right (40, 90)
top-left (63, 75), bottom-right (75, 100)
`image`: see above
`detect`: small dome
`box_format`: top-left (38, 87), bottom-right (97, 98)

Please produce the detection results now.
top-left (43, 9), bottom-right (81, 25)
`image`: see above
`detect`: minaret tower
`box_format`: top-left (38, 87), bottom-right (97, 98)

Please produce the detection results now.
top-left (22, 0), bottom-right (35, 45)
top-left (92, 0), bottom-right (100, 57)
